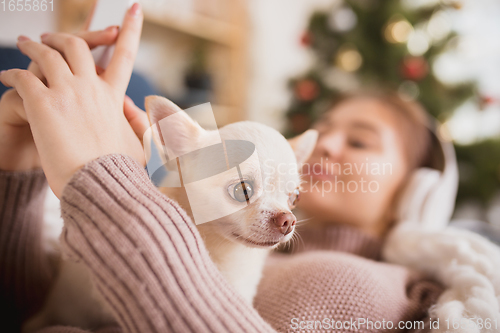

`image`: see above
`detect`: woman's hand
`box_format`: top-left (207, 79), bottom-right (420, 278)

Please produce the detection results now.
top-left (0, 3), bottom-right (145, 197)
top-left (0, 26), bottom-right (121, 171)
top-left (124, 95), bottom-right (149, 144)
top-left (0, 89), bottom-right (40, 170)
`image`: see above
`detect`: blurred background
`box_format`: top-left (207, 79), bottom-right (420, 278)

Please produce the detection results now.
top-left (1, 0), bottom-right (500, 240)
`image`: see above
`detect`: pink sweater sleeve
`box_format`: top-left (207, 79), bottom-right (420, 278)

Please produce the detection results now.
top-left (59, 154), bottom-right (275, 333)
top-left (0, 168), bottom-right (55, 331)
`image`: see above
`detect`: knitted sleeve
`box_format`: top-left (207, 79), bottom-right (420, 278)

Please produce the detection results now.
top-left (36, 325), bottom-right (122, 333)
top-left (254, 251), bottom-right (442, 333)
top-left (59, 154), bottom-right (275, 333)
top-left (0, 169), bottom-right (55, 331)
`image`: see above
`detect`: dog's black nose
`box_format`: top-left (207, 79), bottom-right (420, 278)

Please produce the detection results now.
top-left (273, 212), bottom-right (296, 235)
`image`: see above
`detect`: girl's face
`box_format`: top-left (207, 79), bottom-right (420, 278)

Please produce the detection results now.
top-left (298, 97), bottom-right (409, 237)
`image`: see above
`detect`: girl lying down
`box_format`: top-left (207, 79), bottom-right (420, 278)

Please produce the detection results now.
top-left (0, 3), bottom-right (499, 332)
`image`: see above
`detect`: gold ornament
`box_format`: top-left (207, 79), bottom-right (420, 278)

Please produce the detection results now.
top-left (384, 15), bottom-right (413, 43)
top-left (336, 45), bottom-right (363, 72)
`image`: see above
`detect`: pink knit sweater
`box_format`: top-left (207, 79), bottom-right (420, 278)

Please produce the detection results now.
top-left (0, 154), bottom-right (443, 333)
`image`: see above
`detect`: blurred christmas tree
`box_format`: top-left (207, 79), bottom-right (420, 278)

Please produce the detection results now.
top-left (286, 0), bottom-right (476, 133)
top-left (286, 0), bottom-right (500, 208)
top-left (455, 138), bottom-right (500, 206)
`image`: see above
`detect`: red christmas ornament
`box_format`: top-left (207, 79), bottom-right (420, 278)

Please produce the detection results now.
top-left (401, 56), bottom-right (429, 81)
top-left (300, 31), bottom-right (312, 46)
top-left (294, 79), bottom-right (319, 101)
top-left (481, 96), bottom-right (494, 104)
top-left (479, 95), bottom-right (496, 110)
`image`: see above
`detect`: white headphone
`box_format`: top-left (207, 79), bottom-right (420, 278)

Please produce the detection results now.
top-left (384, 121), bottom-right (500, 333)
top-left (395, 120), bottom-right (459, 231)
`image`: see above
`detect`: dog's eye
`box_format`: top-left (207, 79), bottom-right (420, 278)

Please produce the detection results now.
top-left (288, 188), bottom-right (300, 209)
top-left (228, 181), bottom-right (254, 203)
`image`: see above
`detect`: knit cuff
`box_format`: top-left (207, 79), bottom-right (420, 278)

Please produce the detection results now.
top-left (0, 168), bottom-right (47, 206)
top-left (0, 168), bottom-right (48, 260)
top-left (60, 154), bottom-right (177, 332)
top-left (0, 168), bottom-right (54, 327)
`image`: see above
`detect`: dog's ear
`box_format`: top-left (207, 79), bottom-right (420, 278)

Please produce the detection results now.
top-left (146, 95), bottom-right (184, 127)
top-left (145, 95), bottom-right (206, 159)
top-left (288, 129), bottom-right (318, 165)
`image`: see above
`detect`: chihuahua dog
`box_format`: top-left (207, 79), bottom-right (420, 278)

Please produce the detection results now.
top-left (23, 97), bottom-right (317, 332)
top-left (146, 96), bottom-right (317, 302)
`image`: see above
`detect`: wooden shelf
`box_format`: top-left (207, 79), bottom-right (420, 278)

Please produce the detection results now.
top-left (140, 1), bottom-right (248, 124)
top-left (143, 9), bottom-right (240, 46)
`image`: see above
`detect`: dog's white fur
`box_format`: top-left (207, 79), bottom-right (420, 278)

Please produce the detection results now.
top-left (22, 97), bottom-right (317, 332)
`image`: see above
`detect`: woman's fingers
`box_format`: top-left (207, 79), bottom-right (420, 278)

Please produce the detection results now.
top-left (40, 33), bottom-right (96, 76)
top-left (0, 89), bottom-right (28, 125)
top-left (104, 3), bottom-right (143, 94)
top-left (33, 27), bottom-right (119, 78)
top-left (124, 95), bottom-right (149, 143)
top-left (27, 61), bottom-right (44, 80)
top-left (0, 69), bottom-right (46, 103)
top-left (26, 61), bottom-right (48, 88)
top-left (16, 37), bottom-right (72, 86)
top-left (75, 26), bottom-right (119, 50)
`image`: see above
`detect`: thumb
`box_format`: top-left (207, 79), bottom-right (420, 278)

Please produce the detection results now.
top-left (124, 95), bottom-right (149, 143)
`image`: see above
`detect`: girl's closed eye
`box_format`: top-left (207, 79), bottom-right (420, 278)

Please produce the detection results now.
top-left (347, 133), bottom-right (379, 150)
top-left (346, 122), bottom-right (381, 150)
top-left (348, 138), bottom-right (369, 149)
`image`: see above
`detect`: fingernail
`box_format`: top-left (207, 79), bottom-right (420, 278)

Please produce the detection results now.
top-left (40, 33), bottom-right (49, 40)
top-left (17, 35), bottom-right (30, 42)
top-left (129, 2), bottom-right (141, 16)
top-left (105, 25), bottom-right (119, 32)
top-left (0, 70), bottom-right (5, 76)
